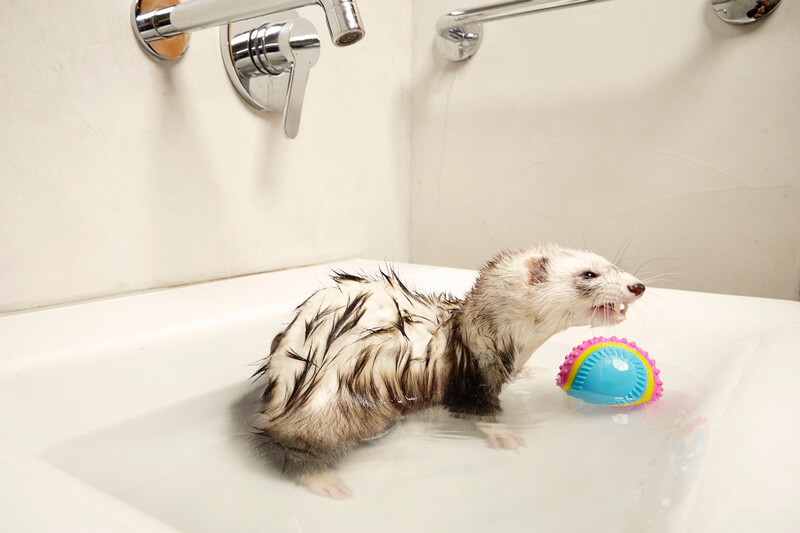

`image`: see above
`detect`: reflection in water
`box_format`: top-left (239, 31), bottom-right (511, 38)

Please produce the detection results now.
top-left (666, 417), bottom-right (709, 505)
top-left (562, 396), bottom-right (656, 432)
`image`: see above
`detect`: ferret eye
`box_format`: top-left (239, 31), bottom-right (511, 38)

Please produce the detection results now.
top-left (581, 271), bottom-right (598, 279)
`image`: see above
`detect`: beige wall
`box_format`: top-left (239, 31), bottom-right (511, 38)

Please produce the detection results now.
top-left (0, 0), bottom-right (411, 313)
top-left (411, 0), bottom-right (800, 300)
top-left (2, 0), bottom-right (799, 314)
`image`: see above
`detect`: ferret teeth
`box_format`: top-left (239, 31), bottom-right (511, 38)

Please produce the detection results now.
top-left (613, 302), bottom-right (621, 313)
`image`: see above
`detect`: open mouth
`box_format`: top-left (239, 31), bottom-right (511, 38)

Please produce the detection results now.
top-left (592, 302), bottom-right (629, 317)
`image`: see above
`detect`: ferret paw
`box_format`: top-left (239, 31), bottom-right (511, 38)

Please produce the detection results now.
top-left (476, 422), bottom-right (527, 452)
top-left (487, 431), bottom-right (527, 451)
top-left (300, 472), bottom-right (354, 500)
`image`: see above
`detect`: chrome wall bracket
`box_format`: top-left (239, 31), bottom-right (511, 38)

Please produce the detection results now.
top-left (711, 0), bottom-right (782, 24)
top-left (221, 13), bottom-right (321, 138)
top-left (436, 0), bottom-right (608, 62)
top-left (132, 0), bottom-right (190, 60)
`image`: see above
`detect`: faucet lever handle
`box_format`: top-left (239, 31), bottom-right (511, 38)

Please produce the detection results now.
top-left (278, 20), bottom-right (320, 139)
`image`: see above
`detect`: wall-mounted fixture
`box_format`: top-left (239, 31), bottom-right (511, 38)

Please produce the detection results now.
top-left (220, 15), bottom-right (320, 139)
top-left (711, 0), bottom-right (782, 24)
top-left (436, 0), bottom-right (607, 62)
top-left (131, 0), bottom-right (365, 138)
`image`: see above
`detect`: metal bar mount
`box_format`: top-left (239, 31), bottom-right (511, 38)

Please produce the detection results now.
top-left (133, 0), bottom-right (363, 60)
top-left (436, 0), bottom-right (606, 62)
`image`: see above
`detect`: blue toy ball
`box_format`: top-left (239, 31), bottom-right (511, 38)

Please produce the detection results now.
top-left (556, 336), bottom-right (663, 406)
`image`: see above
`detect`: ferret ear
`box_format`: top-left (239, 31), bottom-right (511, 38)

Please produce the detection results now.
top-left (524, 256), bottom-right (548, 286)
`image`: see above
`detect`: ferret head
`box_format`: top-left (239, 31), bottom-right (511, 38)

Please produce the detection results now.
top-left (472, 244), bottom-right (646, 333)
top-left (526, 245), bottom-right (645, 327)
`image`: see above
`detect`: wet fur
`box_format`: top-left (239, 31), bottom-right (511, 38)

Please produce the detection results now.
top-left (248, 244), bottom-right (645, 494)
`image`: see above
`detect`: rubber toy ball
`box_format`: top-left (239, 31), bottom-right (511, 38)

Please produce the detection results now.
top-left (556, 336), bottom-right (663, 406)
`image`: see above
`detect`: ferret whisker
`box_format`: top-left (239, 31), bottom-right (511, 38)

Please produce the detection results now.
top-left (638, 274), bottom-right (683, 286)
top-left (614, 232), bottom-right (639, 267)
top-left (556, 310), bottom-right (572, 332)
top-left (642, 271), bottom-right (688, 280)
top-left (632, 257), bottom-right (677, 278)
top-left (632, 301), bottom-right (675, 340)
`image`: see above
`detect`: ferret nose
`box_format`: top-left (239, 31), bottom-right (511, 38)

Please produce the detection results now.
top-left (628, 283), bottom-right (646, 297)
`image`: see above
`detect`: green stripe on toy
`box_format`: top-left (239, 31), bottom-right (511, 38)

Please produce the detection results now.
top-left (556, 336), bottom-right (663, 406)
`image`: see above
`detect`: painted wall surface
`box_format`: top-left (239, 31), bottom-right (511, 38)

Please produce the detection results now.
top-left (0, 0), bottom-right (411, 313)
top-left (411, 0), bottom-right (800, 300)
top-left (2, 0), bottom-right (799, 314)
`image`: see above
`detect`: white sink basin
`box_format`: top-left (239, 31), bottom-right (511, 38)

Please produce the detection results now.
top-left (1, 260), bottom-right (798, 532)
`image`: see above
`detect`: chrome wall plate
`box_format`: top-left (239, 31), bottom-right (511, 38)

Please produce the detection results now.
top-left (711, 0), bottom-right (782, 24)
top-left (220, 11), bottom-right (322, 138)
top-left (131, 0), bottom-right (190, 61)
top-left (220, 13), bottom-right (297, 113)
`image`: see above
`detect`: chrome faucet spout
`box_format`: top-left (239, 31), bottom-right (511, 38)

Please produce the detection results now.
top-left (321, 0), bottom-right (364, 46)
top-left (135, 0), bottom-right (364, 49)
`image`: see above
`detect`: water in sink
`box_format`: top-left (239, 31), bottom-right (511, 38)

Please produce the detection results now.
top-left (40, 352), bottom-right (702, 533)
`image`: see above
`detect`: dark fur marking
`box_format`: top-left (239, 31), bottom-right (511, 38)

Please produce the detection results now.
top-left (423, 343), bottom-right (433, 372)
top-left (359, 327), bottom-right (393, 341)
top-left (394, 346), bottom-right (405, 373)
top-left (270, 332), bottom-right (285, 354)
top-left (496, 345), bottom-right (516, 380)
top-left (280, 348), bottom-right (322, 418)
top-left (305, 305), bottom-right (336, 339)
top-left (393, 273), bottom-right (430, 307)
top-left (391, 297), bottom-right (409, 339)
top-left (331, 270), bottom-right (367, 283)
top-left (399, 349), bottom-right (418, 398)
top-left (261, 378), bottom-right (276, 402)
top-left (286, 349), bottom-right (318, 368)
top-left (338, 347), bottom-right (381, 409)
top-left (441, 318), bottom-right (501, 418)
top-left (351, 350), bottom-right (372, 381)
top-left (574, 280), bottom-right (595, 296)
top-left (292, 304), bottom-right (337, 356)
top-left (325, 293), bottom-right (369, 353)
top-left (284, 376), bottom-right (321, 419)
top-left (379, 268), bottom-right (396, 287)
top-left (251, 362), bottom-right (268, 381)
